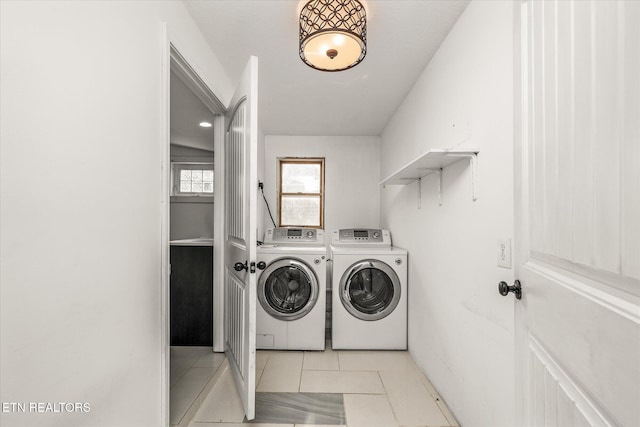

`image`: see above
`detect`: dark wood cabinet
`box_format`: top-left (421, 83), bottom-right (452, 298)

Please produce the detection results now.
top-left (170, 246), bottom-right (213, 346)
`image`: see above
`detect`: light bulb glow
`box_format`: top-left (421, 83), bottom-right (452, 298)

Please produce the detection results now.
top-left (199, 121), bottom-right (212, 128)
top-left (302, 32), bottom-right (362, 70)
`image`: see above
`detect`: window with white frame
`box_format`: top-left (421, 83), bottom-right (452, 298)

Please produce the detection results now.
top-left (171, 162), bottom-right (214, 196)
top-left (278, 158), bottom-right (324, 228)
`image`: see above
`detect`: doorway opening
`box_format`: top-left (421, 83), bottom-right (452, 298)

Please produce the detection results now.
top-left (165, 45), bottom-right (227, 426)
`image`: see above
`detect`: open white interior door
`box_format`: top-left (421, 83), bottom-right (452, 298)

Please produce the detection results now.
top-left (224, 56), bottom-right (258, 420)
top-left (515, 1), bottom-right (639, 426)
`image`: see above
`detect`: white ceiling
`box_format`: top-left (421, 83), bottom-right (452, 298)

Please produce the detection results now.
top-left (182, 0), bottom-right (470, 136)
top-left (170, 70), bottom-right (215, 151)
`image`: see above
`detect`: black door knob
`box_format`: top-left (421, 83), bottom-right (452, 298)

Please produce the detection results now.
top-left (256, 261), bottom-right (267, 270)
top-left (498, 280), bottom-right (522, 300)
top-left (234, 261), bottom-right (248, 272)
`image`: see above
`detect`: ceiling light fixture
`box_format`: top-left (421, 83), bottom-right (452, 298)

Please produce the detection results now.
top-left (199, 121), bottom-right (212, 128)
top-left (299, 0), bottom-right (367, 72)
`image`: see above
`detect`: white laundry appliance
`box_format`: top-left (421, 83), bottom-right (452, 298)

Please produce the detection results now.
top-left (255, 227), bottom-right (326, 350)
top-left (330, 228), bottom-right (408, 350)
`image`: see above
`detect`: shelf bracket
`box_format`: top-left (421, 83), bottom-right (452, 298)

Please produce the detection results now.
top-left (437, 169), bottom-right (443, 206)
top-left (417, 177), bottom-right (422, 209)
top-left (470, 153), bottom-right (478, 201)
top-left (445, 152), bottom-right (478, 201)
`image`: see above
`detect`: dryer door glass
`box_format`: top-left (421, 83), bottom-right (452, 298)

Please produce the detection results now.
top-left (258, 259), bottom-right (319, 321)
top-left (340, 260), bottom-right (401, 321)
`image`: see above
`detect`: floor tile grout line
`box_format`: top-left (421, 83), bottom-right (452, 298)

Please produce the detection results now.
top-left (376, 369), bottom-right (402, 427)
top-left (255, 350), bottom-right (273, 390)
top-left (297, 352), bottom-right (304, 392)
top-left (170, 348), bottom-right (213, 391)
top-left (404, 353), bottom-right (457, 426)
top-left (176, 357), bottom-right (230, 427)
top-left (170, 356), bottom-right (199, 389)
top-left (190, 349), bottom-right (458, 427)
top-left (255, 351), bottom-right (265, 389)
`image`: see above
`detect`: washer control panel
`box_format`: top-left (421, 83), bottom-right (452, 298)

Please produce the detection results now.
top-left (332, 229), bottom-right (392, 247)
top-left (263, 227), bottom-right (324, 245)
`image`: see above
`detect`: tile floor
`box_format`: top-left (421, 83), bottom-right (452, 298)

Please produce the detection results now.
top-left (171, 347), bottom-right (227, 426)
top-left (183, 344), bottom-right (459, 427)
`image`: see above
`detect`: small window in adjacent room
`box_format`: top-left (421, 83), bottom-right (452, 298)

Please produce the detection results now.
top-left (171, 162), bottom-right (214, 196)
top-left (278, 158), bottom-right (325, 228)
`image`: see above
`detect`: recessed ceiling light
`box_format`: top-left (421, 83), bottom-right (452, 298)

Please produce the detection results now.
top-left (199, 121), bottom-right (212, 128)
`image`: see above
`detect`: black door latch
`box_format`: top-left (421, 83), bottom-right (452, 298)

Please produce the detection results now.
top-left (234, 261), bottom-right (257, 273)
top-left (498, 280), bottom-right (522, 300)
top-left (234, 261), bottom-right (248, 272)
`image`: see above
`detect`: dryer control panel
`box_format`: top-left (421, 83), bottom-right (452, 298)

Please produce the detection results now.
top-left (263, 227), bottom-right (324, 246)
top-left (331, 229), bottom-right (392, 247)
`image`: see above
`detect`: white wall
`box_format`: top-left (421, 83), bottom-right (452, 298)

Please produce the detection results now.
top-left (379, 2), bottom-right (515, 426)
top-left (0, 1), bottom-right (232, 426)
top-left (257, 128), bottom-right (266, 243)
top-left (263, 135), bottom-right (380, 238)
top-left (170, 198), bottom-right (214, 240)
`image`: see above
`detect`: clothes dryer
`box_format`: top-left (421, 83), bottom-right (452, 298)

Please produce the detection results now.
top-left (255, 227), bottom-right (326, 350)
top-left (330, 229), bottom-right (407, 350)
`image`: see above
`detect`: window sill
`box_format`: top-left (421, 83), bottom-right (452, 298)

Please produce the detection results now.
top-left (170, 196), bottom-right (214, 204)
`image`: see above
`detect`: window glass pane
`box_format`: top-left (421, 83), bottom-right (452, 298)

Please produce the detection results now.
top-left (282, 163), bottom-right (321, 193)
top-left (281, 195), bottom-right (320, 226)
top-left (173, 163), bottom-right (213, 196)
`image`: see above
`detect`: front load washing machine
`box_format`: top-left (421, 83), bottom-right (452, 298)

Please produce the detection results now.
top-left (256, 227), bottom-right (326, 350)
top-left (330, 228), bottom-right (408, 350)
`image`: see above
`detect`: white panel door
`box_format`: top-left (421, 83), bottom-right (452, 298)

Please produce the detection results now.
top-left (515, 1), bottom-right (640, 426)
top-left (224, 56), bottom-right (258, 420)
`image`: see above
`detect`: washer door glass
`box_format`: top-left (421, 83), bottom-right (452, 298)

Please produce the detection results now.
top-left (258, 258), bottom-right (319, 321)
top-left (340, 259), bottom-right (401, 321)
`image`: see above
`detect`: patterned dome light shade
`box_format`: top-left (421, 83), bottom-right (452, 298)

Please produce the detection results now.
top-left (299, 0), bottom-right (367, 71)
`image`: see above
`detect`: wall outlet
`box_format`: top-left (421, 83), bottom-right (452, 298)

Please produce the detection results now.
top-left (497, 238), bottom-right (511, 268)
